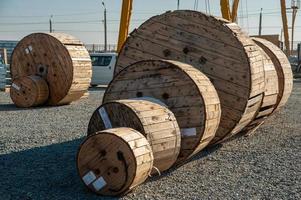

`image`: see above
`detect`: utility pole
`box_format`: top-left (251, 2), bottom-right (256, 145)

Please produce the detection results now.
top-left (102, 0), bottom-right (108, 52)
top-left (258, 8), bottom-right (263, 36)
top-left (280, 0), bottom-right (290, 56)
top-left (49, 15), bottom-right (53, 33)
top-left (291, 0), bottom-right (300, 55)
top-left (177, 0), bottom-right (180, 10)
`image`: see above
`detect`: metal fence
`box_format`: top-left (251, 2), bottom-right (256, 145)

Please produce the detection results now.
top-left (84, 44), bottom-right (117, 53)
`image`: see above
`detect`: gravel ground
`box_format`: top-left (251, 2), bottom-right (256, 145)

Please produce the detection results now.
top-left (0, 82), bottom-right (300, 200)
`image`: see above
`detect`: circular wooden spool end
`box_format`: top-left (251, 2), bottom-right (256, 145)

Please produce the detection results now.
top-left (115, 10), bottom-right (265, 144)
top-left (77, 128), bottom-right (153, 196)
top-left (243, 40), bottom-right (280, 131)
top-left (251, 37), bottom-right (293, 112)
top-left (87, 99), bottom-right (181, 172)
top-left (11, 32), bottom-right (92, 106)
top-left (10, 75), bottom-right (49, 108)
top-left (104, 60), bottom-right (221, 163)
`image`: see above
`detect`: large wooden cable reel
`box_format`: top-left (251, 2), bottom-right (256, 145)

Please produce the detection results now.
top-left (10, 32), bottom-right (92, 106)
top-left (104, 59), bottom-right (221, 162)
top-left (115, 10), bottom-right (265, 144)
top-left (77, 128), bottom-right (154, 196)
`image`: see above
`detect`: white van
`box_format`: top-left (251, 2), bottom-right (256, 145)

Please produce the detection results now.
top-left (90, 52), bottom-right (117, 86)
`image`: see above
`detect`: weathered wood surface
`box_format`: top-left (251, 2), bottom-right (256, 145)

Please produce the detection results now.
top-left (10, 33), bottom-right (92, 106)
top-left (104, 60), bottom-right (221, 162)
top-left (87, 99), bottom-right (181, 172)
top-left (252, 37), bottom-right (293, 112)
top-left (77, 128), bottom-right (153, 196)
top-left (10, 75), bottom-right (49, 108)
top-left (115, 10), bottom-right (265, 144)
top-left (241, 38), bottom-right (280, 132)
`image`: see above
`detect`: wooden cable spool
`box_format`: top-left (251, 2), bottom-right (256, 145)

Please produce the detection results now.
top-left (104, 60), bottom-right (221, 163)
top-left (242, 39), bottom-right (280, 132)
top-left (87, 99), bottom-right (181, 172)
top-left (10, 75), bottom-right (49, 108)
top-left (251, 37), bottom-right (293, 112)
top-left (115, 10), bottom-right (265, 144)
top-left (11, 33), bottom-right (92, 106)
top-left (77, 128), bottom-right (153, 196)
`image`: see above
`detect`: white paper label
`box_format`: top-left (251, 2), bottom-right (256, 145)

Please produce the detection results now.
top-left (12, 83), bottom-right (20, 91)
top-left (131, 97), bottom-right (168, 107)
top-left (98, 107), bottom-right (112, 129)
top-left (28, 45), bottom-right (33, 51)
top-left (82, 171), bottom-right (96, 186)
top-left (92, 176), bottom-right (107, 191)
top-left (181, 128), bottom-right (197, 137)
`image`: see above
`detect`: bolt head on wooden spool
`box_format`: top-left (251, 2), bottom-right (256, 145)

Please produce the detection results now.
top-left (77, 128), bottom-right (153, 196)
top-left (115, 10), bottom-right (265, 144)
top-left (104, 60), bottom-right (221, 163)
top-left (87, 99), bottom-right (181, 173)
top-left (10, 75), bottom-right (49, 108)
top-left (10, 32), bottom-right (92, 106)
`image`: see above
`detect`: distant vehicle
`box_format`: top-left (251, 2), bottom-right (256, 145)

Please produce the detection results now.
top-left (289, 55), bottom-right (298, 66)
top-left (90, 52), bottom-right (117, 86)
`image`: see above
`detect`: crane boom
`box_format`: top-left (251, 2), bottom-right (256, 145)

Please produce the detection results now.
top-left (117, 0), bottom-right (133, 53)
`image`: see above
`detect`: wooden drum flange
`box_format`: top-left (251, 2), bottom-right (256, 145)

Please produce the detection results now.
top-left (77, 128), bottom-right (153, 196)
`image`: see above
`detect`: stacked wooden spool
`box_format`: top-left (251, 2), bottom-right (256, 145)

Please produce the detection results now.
top-left (77, 10), bottom-right (293, 196)
top-left (10, 33), bottom-right (92, 108)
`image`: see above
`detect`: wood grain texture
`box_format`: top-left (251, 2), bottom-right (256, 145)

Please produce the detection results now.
top-left (87, 99), bottom-right (181, 172)
top-left (251, 37), bottom-right (293, 113)
top-left (10, 75), bottom-right (49, 108)
top-left (77, 128), bottom-right (153, 196)
top-left (241, 38), bottom-right (280, 133)
top-left (104, 59), bottom-right (221, 162)
top-left (10, 32), bottom-right (92, 106)
top-left (115, 10), bottom-right (265, 144)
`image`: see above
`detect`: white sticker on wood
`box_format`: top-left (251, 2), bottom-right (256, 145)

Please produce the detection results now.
top-left (92, 176), bottom-right (107, 191)
top-left (181, 128), bottom-right (197, 137)
top-left (98, 107), bottom-right (113, 129)
top-left (82, 171), bottom-right (96, 186)
top-left (12, 83), bottom-right (20, 91)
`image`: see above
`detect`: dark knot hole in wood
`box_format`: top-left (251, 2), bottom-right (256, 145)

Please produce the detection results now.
top-left (183, 47), bottom-right (189, 54)
top-left (162, 93), bottom-right (170, 100)
top-left (163, 49), bottom-right (171, 57)
top-left (136, 91), bottom-right (143, 97)
top-left (199, 56), bottom-right (207, 65)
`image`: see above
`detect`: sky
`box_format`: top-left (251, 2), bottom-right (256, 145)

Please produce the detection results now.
top-left (0, 0), bottom-right (300, 48)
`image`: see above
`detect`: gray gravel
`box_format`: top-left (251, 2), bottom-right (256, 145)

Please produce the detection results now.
top-left (0, 82), bottom-right (300, 200)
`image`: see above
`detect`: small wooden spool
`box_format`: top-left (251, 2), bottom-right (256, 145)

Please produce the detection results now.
top-left (115, 10), bottom-right (265, 144)
top-left (77, 128), bottom-right (153, 196)
top-left (104, 60), bottom-right (221, 163)
top-left (251, 37), bottom-right (293, 112)
top-left (10, 75), bottom-right (49, 108)
top-left (87, 99), bottom-right (181, 172)
top-left (11, 33), bottom-right (92, 106)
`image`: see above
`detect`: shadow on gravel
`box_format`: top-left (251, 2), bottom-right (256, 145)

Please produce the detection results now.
top-left (147, 144), bottom-right (223, 183)
top-left (0, 104), bottom-right (69, 112)
top-left (0, 138), bottom-right (118, 200)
